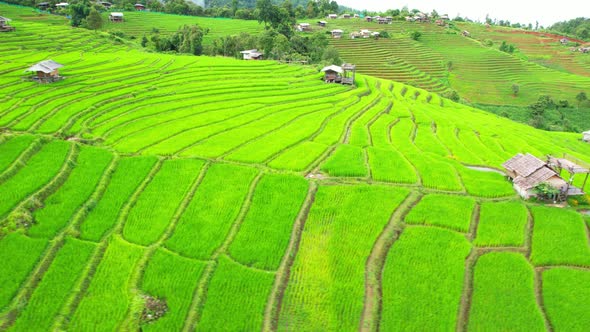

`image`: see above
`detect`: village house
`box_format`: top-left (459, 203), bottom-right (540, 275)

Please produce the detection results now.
top-left (583, 130), bottom-right (590, 142)
top-left (560, 38), bottom-right (569, 45)
top-left (414, 12), bottom-right (429, 22)
top-left (360, 29), bottom-right (371, 38)
top-left (385, 16), bottom-right (393, 23)
top-left (26, 60), bottom-right (64, 83)
top-left (0, 16), bottom-right (15, 32)
top-left (377, 17), bottom-right (388, 24)
top-left (328, 14), bottom-right (338, 19)
top-left (55, 2), bottom-right (69, 9)
top-left (331, 29), bottom-right (343, 38)
top-left (503, 153), bottom-right (568, 199)
top-left (342, 14), bottom-right (351, 19)
top-left (366, 16), bottom-right (372, 22)
top-left (297, 23), bottom-right (311, 32)
top-left (109, 12), bottom-right (124, 22)
top-left (405, 16), bottom-right (415, 22)
top-left (240, 49), bottom-right (263, 60)
top-left (134, 3), bottom-right (146, 11)
top-left (440, 14), bottom-right (450, 20)
top-left (503, 153), bottom-right (588, 200)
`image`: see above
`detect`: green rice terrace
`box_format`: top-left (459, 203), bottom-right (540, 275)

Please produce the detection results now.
top-left (1, 3), bottom-right (590, 332)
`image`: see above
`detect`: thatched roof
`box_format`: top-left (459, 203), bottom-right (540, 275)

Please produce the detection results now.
top-left (26, 60), bottom-right (64, 73)
top-left (502, 153), bottom-right (545, 177)
top-left (513, 167), bottom-right (560, 190)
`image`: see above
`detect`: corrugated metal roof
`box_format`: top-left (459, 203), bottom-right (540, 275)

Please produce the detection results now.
top-left (26, 60), bottom-right (64, 73)
top-left (321, 65), bottom-right (343, 74)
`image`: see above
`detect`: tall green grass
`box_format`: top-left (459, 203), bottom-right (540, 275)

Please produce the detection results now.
top-left (29, 147), bottom-right (113, 238)
top-left (229, 174), bottom-right (308, 270)
top-left (69, 236), bottom-right (144, 331)
top-left (141, 249), bottom-right (206, 332)
top-left (405, 194), bottom-right (476, 232)
top-left (0, 233), bottom-right (48, 309)
top-left (79, 156), bottom-right (157, 241)
top-left (474, 201), bottom-right (528, 246)
top-left (467, 252), bottom-right (545, 331)
top-left (10, 237), bottom-right (96, 332)
top-left (123, 158), bottom-right (204, 246)
top-left (278, 185), bottom-right (409, 331)
top-left (165, 163), bottom-right (257, 259)
top-left (381, 227), bottom-right (471, 331)
top-left (196, 255), bottom-right (275, 331)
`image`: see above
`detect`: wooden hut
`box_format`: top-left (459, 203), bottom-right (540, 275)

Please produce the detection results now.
top-left (360, 29), bottom-right (371, 38)
top-left (377, 17), bottom-right (388, 24)
top-left (0, 16), bottom-right (15, 32)
top-left (366, 16), bottom-right (372, 22)
top-left (331, 29), bottom-right (343, 39)
top-left (327, 14), bottom-right (337, 19)
top-left (342, 14), bottom-right (351, 19)
top-left (462, 30), bottom-right (471, 37)
top-left (240, 49), bottom-right (263, 60)
top-left (100, 1), bottom-right (113, 9)
top-left (385, 16), bottom-right (393, 23)
top-left (583, 130), bottom-right (590, 142)
top-left (26, 60), bottom-right (64, 83)
top-left (297, 23), bottom-right (311, 32)
top-left (349, 31), bottom-right (361, 39)
top-left (109, 12), bottom-right (124, 22)
top-left (321, 65), bottom-right (343, 83)
top-left (134, 3), bottom-right (146, 10)
top-left (502, 153), bottom-right (569, 199)
top-left (318, 20), bottom-right (327, 27)
top-left (55, 2), bottom-right (69, 9)
top-left (37, 2), bottom-right (49, 10)
top-left (321, 64), bottom-right (355, 85)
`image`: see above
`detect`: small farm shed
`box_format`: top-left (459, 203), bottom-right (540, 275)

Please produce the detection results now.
top-left (134, 3), bottom-right (145, 10)
top-left (385, 16), bottom-right (393, 23)
top-left (100, 2), bottom-right (112, 9)
top-left (440, 14), bottom-right (450, 20)
top-left (318, 20), bottom-right (326, 27)
top-left (328, 14), bottom-right (337, 19)
top-left (109, 12), bottom-right (124, 22)
top-left (366, 16), bottom-right (372, 22)
top-left (377, 17), bottom-right (388, 24)
top-left (26, 60), bottom-right (64, 83)
top-left (297, 23), bottom-right (311, 32)
top-left (321, 65), bottom-right (343, 83)
top-left (37, 2), bottom-right (49, 10)
top-left (405, 16), bottom-right (414, 22)
top-left (240, 49), bottom-right (263, 60)
top-left (342, 14), bottom-right (351, 19)
top-left (547, 155), bottom-right (589, 195)
top-left (560, 38), bottom-right (569, 45)
top-left (331, 29), bottom-right (343, 38)
top-left (350, 31), bottom-right (361, 39)
top-left (321, 63), bottom-right (355, 85)
top-left (0, 16), bottom-right (15, 32)
top-left (360, 29), bottom-right (371, 38)
top-left (462, 30), bottom-right (471, 37)
top-left (503, 153), bottom-right (569, 199)
top-left (55, 2), bottom-right (69, 9)
top-left (583, 130), bottom-right (590, 142)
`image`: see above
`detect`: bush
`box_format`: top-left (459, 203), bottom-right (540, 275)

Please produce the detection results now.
top-left (409, 31), bottom-right (422, 41)
top-left (483, 39), bottom-right (493, 47)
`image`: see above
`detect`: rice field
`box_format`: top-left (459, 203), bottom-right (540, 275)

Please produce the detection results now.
top-left (0, 3), bottom-right (589, 331)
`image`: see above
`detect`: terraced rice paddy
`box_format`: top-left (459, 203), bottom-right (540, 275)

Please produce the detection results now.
top-left (1, 3), bottom-right (590, 331)
top-left (324, 19), bottom-right (590, 105)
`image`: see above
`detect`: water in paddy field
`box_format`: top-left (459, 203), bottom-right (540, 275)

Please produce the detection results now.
top-left (465, 166), bottom-right (505, 175)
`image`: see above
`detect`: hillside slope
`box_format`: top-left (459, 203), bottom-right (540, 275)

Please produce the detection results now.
top-left (1, 5), bottom-right (590, 332)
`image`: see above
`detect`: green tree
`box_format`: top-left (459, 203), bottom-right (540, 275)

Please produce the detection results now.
top-left (576, 92), bottom-right (588, 108)
top-left (409, 31), bottom-right (421, 41)
top-left (70, 1), bottom-right (91, 27)
top-left (86, 7), bottom-right (103, 31)
top-left (511, 83), bottom-right (519, 96)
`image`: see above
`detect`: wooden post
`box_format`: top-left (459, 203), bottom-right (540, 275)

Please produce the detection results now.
top-left (583, 173), bottom-right (589, 192)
